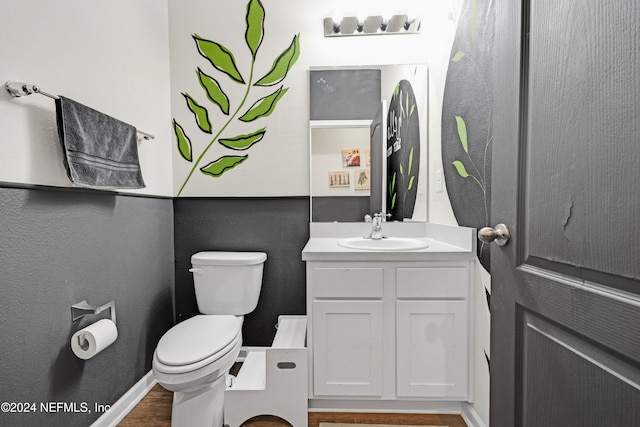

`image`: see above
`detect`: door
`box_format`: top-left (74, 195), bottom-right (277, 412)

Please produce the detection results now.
top-left (491, 1), bottom-right (640, 426)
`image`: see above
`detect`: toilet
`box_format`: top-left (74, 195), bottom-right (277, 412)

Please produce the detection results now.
top-left (152, 251), bottom-right (267, 427)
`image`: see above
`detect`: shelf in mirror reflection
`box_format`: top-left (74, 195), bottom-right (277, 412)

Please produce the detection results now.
top-left (309, 65), bottom-right (429, 223)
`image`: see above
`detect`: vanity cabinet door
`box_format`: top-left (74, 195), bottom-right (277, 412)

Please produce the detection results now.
top-left (312, 300), bottom-right (384, 397)
top-left (396, 300), bottom-right (469, 399)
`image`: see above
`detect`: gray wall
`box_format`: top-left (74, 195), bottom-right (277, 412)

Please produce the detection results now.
top-left (309, 69), bottom-right (382, 120)
top-left (311, 196), bottom-right (370, 222)
top-left (173, 197), bottom-right (309, 346)
top-left (0, 186), bottom-right (174, 426)
top-left (0, 189), bottom-right (310, 426)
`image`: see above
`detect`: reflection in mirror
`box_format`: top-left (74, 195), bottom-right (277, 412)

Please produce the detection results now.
top-left (309, 65), bottom-right (428, 222)
top-left (310, 121), bottom-right (377, 222)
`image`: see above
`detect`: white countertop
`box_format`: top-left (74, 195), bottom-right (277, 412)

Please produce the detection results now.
top-left (302, 222), bottom-right (477, 262)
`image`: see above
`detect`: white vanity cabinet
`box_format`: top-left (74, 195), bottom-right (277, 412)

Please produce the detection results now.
top-left (306, 260), bottom-right (473, 402)
top-left (395, 267), bottom-right (469, 399)
top-left (302, 222), bottom-right (477, 411)
top-left (310, 267), bottom-right (385, 397)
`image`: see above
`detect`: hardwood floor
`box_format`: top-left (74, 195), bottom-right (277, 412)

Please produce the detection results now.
top-left (118, 384), bottom-right (172, 427)
top-left (117, 384), bottom-right (468, 427)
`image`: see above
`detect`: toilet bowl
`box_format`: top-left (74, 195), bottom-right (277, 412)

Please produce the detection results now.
top-left (152, 251), bottom-right (266, 427)
top-left (153, 315), bottom-right (243, 426)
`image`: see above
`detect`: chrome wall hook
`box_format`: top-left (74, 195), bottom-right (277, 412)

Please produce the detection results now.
top-left (71, 300), bottom-right (116, 324)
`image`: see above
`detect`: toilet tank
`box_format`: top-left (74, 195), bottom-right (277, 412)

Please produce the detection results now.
top-left (190, 251), bottom-right (267, 315)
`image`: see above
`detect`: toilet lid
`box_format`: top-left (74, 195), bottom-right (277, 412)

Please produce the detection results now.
top-left (156, 315), bottom-right (241, 366)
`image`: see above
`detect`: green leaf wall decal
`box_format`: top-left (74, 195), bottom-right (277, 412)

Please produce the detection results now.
top-left (255, 34), bottom-right (300, 86)
top-left (173, 119), bottom-right (192, 162)
top-left (175, 0), bottom-right (302, 195)
top-left (245, 0), bottom-right (265, 58)
top-left (197, 68), bottom-right (230, 115)
top-left (238, 86), bottom-right (288, 122)
top-left (455, 115), bottom-right (469, 153)
top-left (193, 34), bottom-right (245, 84)
top-left (200, 155), bottom-right (248, 177)
top-left (408, 146), bottom-right (414, 173)
top-left (183, 93), bottom-right (212, 133)
top-left (219, 128), bottom-right (266, 150)
top-left (471, 0), bottom-right (478, 42)
top-left (452, 160), bottom-right (470, 178)
top-left (407, 176), bottom-right (415, 191)
top-left (452, 51), bottom-right (466, 62)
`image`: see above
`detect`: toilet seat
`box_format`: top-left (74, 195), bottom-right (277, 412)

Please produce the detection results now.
top-left (154, 315), bottom-right (242, 375)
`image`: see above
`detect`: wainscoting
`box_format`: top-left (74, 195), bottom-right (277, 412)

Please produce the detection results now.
top-left (0, 185), bottom-right (174, 427)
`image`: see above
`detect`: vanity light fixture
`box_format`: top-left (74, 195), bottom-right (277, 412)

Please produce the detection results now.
top-left (324, 14), bottom-right (421, 37)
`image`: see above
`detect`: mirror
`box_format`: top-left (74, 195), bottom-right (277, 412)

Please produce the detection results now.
top-left (309, 64), bottom-right (428, 222)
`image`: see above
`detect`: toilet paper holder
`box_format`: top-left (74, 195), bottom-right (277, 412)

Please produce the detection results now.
top-left (71, 300), bottom-right (116, 325)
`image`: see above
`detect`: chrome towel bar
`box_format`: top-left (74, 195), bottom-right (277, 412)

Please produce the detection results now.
top-left (5, 80), bottom-right (155, 141)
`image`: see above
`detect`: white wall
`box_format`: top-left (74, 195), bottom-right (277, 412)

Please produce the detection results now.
top-left (169, 0), bottom-right (458, 207)
top-left (0, 0), bottom-right (173, 196)
top-left (474, 265), bottom-right (491, 426)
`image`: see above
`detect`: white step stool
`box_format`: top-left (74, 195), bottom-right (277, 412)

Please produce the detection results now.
top-left (224, 315), bottom-right (308, 427)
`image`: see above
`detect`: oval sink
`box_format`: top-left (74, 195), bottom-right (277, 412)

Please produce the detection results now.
top-left (338, 237), bottom-right (429, 251)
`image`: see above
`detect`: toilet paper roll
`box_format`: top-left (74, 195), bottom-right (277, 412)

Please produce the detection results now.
top-left (71, 319), bottom-right (118, 360)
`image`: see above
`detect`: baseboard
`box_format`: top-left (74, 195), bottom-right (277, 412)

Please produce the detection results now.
top-left (309, 399), bottom-right (463, 414)
top-left (90, 370), bottom-right (157, 427)
top-left (309, 399), bottom-right (488, 426)
top-left (461, 402), bottom-right (488, 427)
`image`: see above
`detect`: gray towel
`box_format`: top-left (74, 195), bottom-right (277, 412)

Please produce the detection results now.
top-left (55, 96), bottom-right (145, 189)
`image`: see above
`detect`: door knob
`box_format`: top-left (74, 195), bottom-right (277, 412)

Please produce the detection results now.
top-left (478, 224), bottom-right (511, 246)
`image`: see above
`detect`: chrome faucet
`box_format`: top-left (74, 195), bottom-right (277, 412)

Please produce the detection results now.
top-left (365, 213), bottom-right (389, 240)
